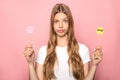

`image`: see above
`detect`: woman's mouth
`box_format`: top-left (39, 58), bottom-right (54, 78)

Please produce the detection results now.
top-left (57, 30), bottom-right (65, 33)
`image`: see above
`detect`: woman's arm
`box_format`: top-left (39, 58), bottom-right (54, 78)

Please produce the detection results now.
top-left (84, 62), bottom-right (90, 77)
top-left (84, 62), bottom-right (97, 80)
top-left (24, 44), bottom-right (39, 80)
top-left (29, 63), bottom-right (39, 80)
top-left (85, 65), bottom-right (97, 80)
top-left (85, 46), bottom-right (103, 80)
top-left (35, 63), bottom-right (43, 80)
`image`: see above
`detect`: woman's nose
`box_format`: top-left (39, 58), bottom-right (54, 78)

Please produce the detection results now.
top-left (59, 21), bottom-right (63, 28)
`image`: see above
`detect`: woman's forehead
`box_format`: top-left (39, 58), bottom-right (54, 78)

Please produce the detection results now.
top-left (54, 12), bottom-right (68, 20)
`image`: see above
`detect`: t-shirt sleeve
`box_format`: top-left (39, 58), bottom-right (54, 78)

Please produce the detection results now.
top-left (35, 46), bottom-right (47, 64)
top-left (79, 43), bottom-right (91, 64)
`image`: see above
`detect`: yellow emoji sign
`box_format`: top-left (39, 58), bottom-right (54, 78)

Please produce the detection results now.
top-left (96, 27), bottom-right (104, 35)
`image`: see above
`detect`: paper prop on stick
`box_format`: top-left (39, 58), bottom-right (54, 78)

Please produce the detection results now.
top-left (96, 27), bottom-right (104, 35)
top-left (25, 26), bottom-right (35, 47)
top-left (96, 26), bottom-right (104, 45)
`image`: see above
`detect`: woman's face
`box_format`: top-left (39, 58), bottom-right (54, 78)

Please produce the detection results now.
top-left (53, 12), bottom-right (69, 37)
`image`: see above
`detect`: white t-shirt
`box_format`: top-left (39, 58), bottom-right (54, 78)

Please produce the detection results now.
top-left (36, 43), bottom-right (91, 80)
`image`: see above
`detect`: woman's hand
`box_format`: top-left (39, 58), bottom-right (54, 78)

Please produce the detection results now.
top-left (92, 46), bottom-right (103, 66)
top-left (24, 44), bottom-right (35, 64)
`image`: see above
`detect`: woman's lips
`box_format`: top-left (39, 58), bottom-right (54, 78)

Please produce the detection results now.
top-left (57, 30), bottom-right (65, 33)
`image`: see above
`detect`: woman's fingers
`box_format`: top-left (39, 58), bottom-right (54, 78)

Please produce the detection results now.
top-left (92, 46), bottom-right (103, 65)
top-left (94, 51), bottom-right (103, 57)
top-left (24, 44), bottom-right (35, 63)
top-left (26, 44), bottom-right (33, 48)
top-left (94, 54), bottom-right (102, 60)
top-left (94, 46), bottom-right (103, 57)
top-left (24, 44), bottom-right (34, 57)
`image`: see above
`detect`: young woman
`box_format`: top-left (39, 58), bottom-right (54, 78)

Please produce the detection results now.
top-left (24, 3), bottom-right (103, 80)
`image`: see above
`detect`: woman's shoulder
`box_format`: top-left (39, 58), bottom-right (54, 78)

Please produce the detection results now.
top-left (77, 42), bottom-right (90, 64)
top-left (36, 45), bottom-right (47, 64)
top-left (78, 42), bottom-right (89, 50)
top-left (38, 45), bottom-right (47, 53)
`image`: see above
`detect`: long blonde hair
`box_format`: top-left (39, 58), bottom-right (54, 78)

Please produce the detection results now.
top-left (43, 3), bottom-right (84, 80)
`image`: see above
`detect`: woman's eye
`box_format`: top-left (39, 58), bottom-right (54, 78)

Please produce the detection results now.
top-left (64, 19), bottom-right (68, 23)
top-left (54, 20), bottom-right (58, 23)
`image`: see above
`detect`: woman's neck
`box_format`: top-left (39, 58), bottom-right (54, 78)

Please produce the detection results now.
top-left (57, 35), bottom-right (68, 47)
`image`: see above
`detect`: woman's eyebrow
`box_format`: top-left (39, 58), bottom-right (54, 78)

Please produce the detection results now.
top-left (53, 19), bottom-right (58, 21)
top-left (63, 17), bottom-right (68, 20)
top-left (54, 17), bottom-right (68, 20)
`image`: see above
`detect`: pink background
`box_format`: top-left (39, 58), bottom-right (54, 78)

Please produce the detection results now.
top-left (0, 0), bottom-right (120, 80)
